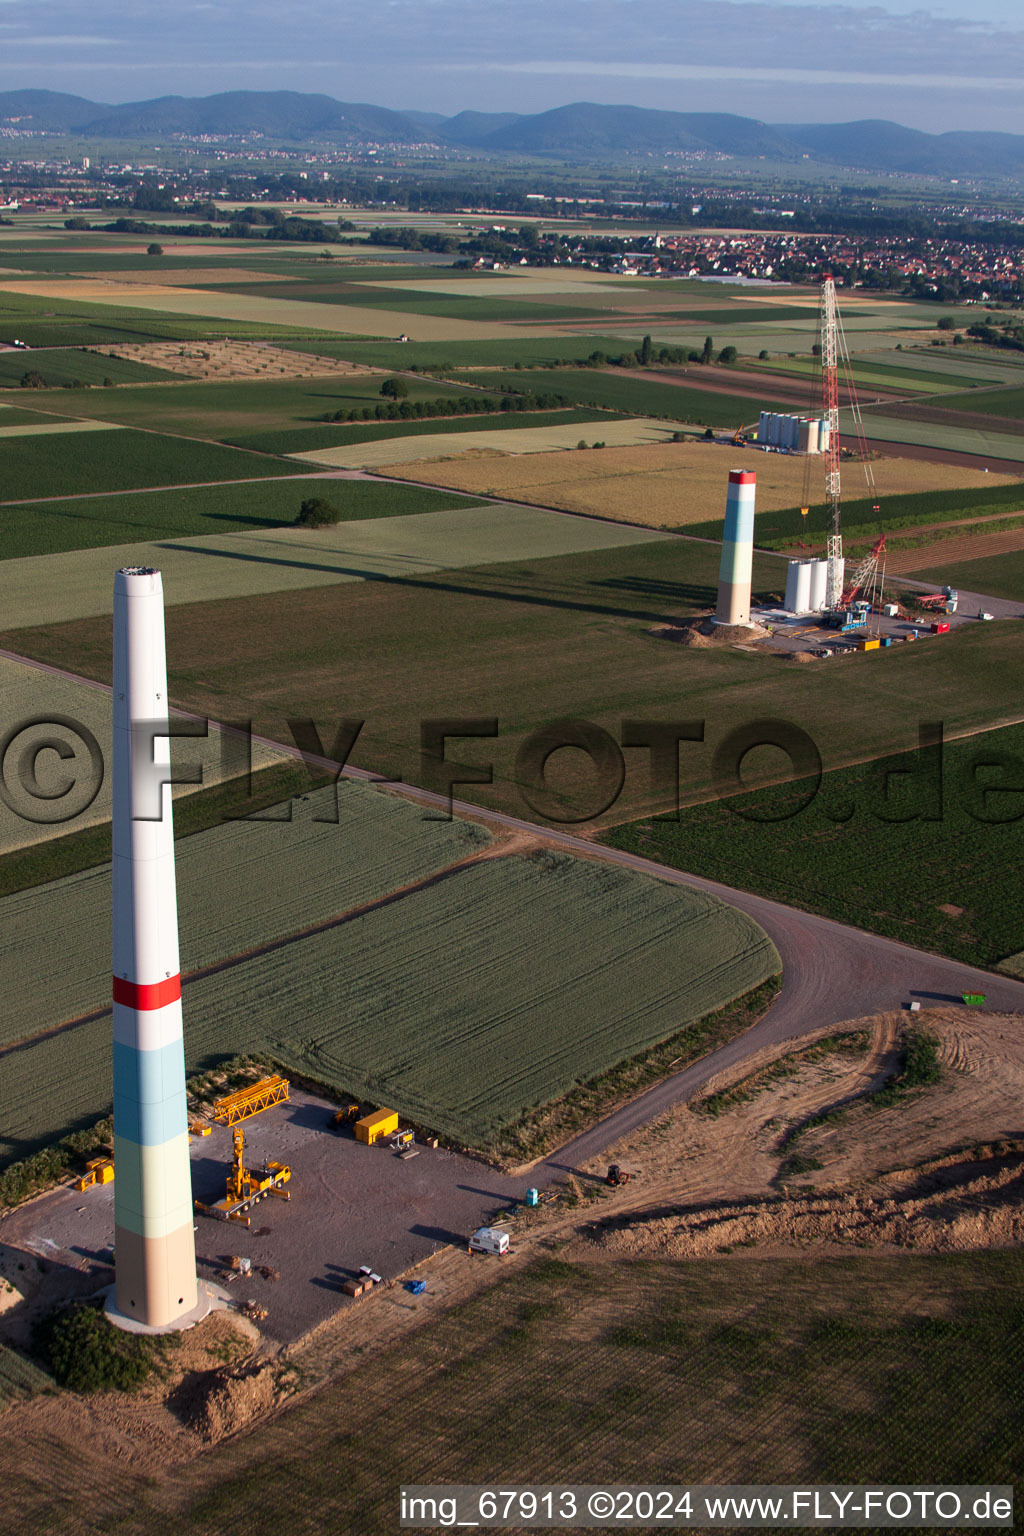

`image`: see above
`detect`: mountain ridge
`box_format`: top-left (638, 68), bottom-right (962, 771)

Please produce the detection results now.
top-left (2, 89), bottom-right (1024, 176)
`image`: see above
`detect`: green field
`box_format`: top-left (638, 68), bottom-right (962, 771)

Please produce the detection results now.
top-left (0, 784), bottom-right (488, 1056)
top-left (923, 385), bottom-right (1024, 421)
top-left (283, 335), bottom-right (648, 369)
top-left (455, 367), bottom-right (792, 426)
top-left (228, 407), bottom-right (618, 456)
top-left (0, 428), bottom-right (295, 504)
top-left (0, 838), bottom-right (775, 1158)
top-left (683, 479), bottom-right (1024, 547)
top-left (14, 1250), bottom-right (1020, 1534)
top-left (0, 475), bottom-right (479, 560)
top-left (853, 411), bottom-right (1024, 461)
top-left (7, 537), bottom-right (1022, 834)
top-left (0, 289), bottom-right (340, 346)
top-left (907, 548), bottom-right (1024, 603)
top-left (1, 373), bottom-right (478, 441)
top-left (0, 348), bottom-right (178, 388)
top-left (604, 719), bottom-right (1024, 968)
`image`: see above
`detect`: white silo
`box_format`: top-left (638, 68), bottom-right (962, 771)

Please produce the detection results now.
top-left (818, 419), bottom-right (831, 452)
top-left (758, 411), bottom-right (770, 444)
top-left (785, 559), bottom-right (813, 614)
top-left (809, 558), bottom-right (828, 611)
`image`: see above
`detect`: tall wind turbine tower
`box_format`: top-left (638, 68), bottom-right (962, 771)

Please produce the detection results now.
top-left (108, 567), bottom-right (198, 1331)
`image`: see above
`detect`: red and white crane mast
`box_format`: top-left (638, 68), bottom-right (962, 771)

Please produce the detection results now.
top-left (821, 275), bottom-right (844, 611)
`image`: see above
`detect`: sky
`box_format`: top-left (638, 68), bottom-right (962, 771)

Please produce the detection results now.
top-left (1, 0), bottom-right (1022, 134)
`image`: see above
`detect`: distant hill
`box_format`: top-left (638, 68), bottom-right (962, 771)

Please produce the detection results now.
top-left (3, 89), bottom-right (1024, 177)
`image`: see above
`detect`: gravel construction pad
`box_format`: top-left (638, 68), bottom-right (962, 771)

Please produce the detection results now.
top-left (0, 654), bottom-right (291, 854)
top-left (0, 503), bottom-right (666, 628)
top-left (291, 417), bottom-right (689, 468)
top-left (0, 1088), bottom-right (526, 1347)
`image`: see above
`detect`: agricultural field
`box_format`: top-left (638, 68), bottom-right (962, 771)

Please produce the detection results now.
top-left (294, 417), bottom-right (694, 470)
top-left (0, 1345), bottom-right (51, 1409)
top-left (851, 410), bottom-right (1024, 463)
top-left (905, 547), bottom-right (1024, 603)
top-left (0, 347), bottom-right (178, 388)
top-left (0, 428), bottom-right (297, 503)
top-left (7, 536), bottom-right (1022, 834)
top-left (0, 782), bottom-right (490, 1053)
top-left (0, 286), bottom-right (342, 346)
top-left (228, 407), bottom-right (617, 457)
top-left (602, 719), bottom-right (1024, 969)
top-left (10, 1250), bottom-right (1019, 1534)
top-left (0, 374), bottom-right (476, 441)
top-left (907, 385), bottom-right (1024, 421)
top-left (0, 502), bottom-right (655, 627)
top-left (387, 439), bottom-right (1015, 530)
top-left (0, 843), bottom-right (776, 1158)
top-left (683, 476), bottom-right (1024, 548)
top-left (0, 652), bottom-right (294, 855)
top-left (453, 367), bottom-right (795, 426)
top-left (0, 476), bottom-right (473, 562)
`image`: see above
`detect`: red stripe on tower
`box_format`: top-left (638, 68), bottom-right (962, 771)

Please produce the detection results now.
top-left (729, 470), bottom-right (756, 485)
top-left (112, 974), bottom-right (182, 1010)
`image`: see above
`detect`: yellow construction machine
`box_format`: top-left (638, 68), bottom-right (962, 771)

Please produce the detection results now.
top-left (194, 1127), bottom-right (291, 1227)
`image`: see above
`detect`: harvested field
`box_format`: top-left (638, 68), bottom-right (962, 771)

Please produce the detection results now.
top-left (0, 782), bottom-right (489, 1055)
top-left (582, 1005), bottom-right (1024, 1259)
top-left (0, 502), bottom-right (659, 628)
top-left (102, 339), bottom-right (380, 381)
top-left (293, 417), bottom-right (690, 469)
top-left (82, 267), bottom-right (303, 288)
top-left (387, 439), bottom-right (1016, 529)
top-left (0, 845), bottom-right (777, 1156)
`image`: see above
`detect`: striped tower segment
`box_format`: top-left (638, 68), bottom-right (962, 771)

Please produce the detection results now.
top-left (111, 567), bottom-right (198, 1329)
top-left (714, 469), bottom-right (756, 627)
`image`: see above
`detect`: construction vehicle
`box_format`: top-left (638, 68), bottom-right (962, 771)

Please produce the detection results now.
top-left (194, 1127), bottom-right (291, 1226)
top-left (212, 1074), bottom-right (289, 1127)
top-left (74, 1156), bottom-right (114, 1192)
top-left (606, 1164), bottom-right (631, 1188)
top-left (331, 1101), bottom-right (360, 1131)
top-left (823, 599), bottom-right (871, 633)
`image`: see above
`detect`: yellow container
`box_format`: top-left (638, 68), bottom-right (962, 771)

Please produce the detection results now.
top-left (857, 638), bottom-right (880, 651)
top-left (355, 1108), bottom-right (399, 1145)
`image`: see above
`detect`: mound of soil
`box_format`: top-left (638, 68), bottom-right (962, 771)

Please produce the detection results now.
top-left (188, 1363), bottom-right (278, 1443)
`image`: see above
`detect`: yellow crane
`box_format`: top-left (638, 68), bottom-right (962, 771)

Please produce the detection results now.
top-left (194, 1127), bottom-right (291, 1227)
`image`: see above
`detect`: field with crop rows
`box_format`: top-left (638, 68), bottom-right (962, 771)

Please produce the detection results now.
top-left (0, 1345), bottom-right (52, 1408)
top-left (682, 477), bottom-right (1024, 546)
top-left (0, 348), bottom-right (178, 388)
top-left (918, 386), bottom-right (1024, 421)
top-left (0, 783), bottom-right (489, 1057)
top-left (0, 429), bottom-right (297, 503)
top-left (455, 367), bottom-right (795, 426)
top-left (0, 501), bottom-right (656, 628)
top-left (0, 475), bottom-right (476, 562)
top-left (0, 287), bottom-right (338, 346)
top-left (8, 374), bottom-right (477, 441)
top-left (604, 720), bottom-right (1024, 967)
top-left (61, 1251), bottom-right (1020, 1535)
top-left (0, 847), bottom-right (776, 1158)
top-left (906, 547), bottom-right (1024, 602)
top-left (852, 411), bottom-right (1024, 462)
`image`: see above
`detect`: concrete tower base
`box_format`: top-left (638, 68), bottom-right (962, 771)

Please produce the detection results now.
top-left (104, 1279), bottom-right (232, 1336)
